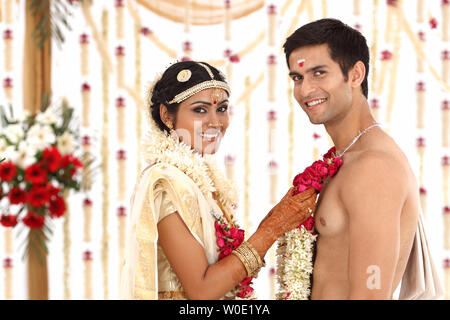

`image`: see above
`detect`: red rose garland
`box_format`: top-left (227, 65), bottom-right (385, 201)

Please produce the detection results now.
top-left (214, 216), bottom-right (255, 298)
top-left (277, 147), bottom-right (343, 300)
top-left (293, 147), bottom-right (343, 231)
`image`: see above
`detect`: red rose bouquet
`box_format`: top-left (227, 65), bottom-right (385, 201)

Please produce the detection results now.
top-left (0, 102), bottom-right (82, 260)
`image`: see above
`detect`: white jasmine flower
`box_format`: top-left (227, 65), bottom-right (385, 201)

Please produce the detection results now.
top-left (35, 108), bottom-right (57, 125)
top-left (16, 109), bottom-right (31, 122)
top-left (4, 123), bottom-right (24, 145)
top-left (56, 131), bottom-right (75, 155)
top-left (10, 141), bottom-right (37, 169)
top-left (27, 124), bottom-right (55, 151)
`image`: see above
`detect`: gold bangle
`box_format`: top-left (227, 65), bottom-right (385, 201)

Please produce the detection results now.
top-left (232, 241), bottom-right (265, 278)
top-left (231, 250), bottom-right (252, 277)
top-left (242, 241), bottom-right (265, 269)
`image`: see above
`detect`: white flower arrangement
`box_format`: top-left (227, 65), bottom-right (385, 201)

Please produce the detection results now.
top-left (276, 226), bottom-right (317, 300)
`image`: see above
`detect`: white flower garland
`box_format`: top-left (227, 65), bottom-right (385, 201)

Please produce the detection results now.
top-left (276, 226), bottom-right (317, 300)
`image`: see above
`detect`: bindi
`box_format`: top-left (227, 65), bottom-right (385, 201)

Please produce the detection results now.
top-left (297, 59), bottom-right (306, 67)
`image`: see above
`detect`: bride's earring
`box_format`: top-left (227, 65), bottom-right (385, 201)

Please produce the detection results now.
top-left (167, 122), bottom-right (178, 139)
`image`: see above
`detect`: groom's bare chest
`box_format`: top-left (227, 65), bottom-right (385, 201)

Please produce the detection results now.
top-left (314, 175), bottom-right (347, 237)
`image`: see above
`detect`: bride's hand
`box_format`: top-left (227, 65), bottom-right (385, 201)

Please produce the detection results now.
top-left (258, 187), bottom-right (317, 240)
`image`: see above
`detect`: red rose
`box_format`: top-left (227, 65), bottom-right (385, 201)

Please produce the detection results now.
top-left (26, 185), bottom-right (50, 208)
top-left (311, 181), bottom-right (322, 192)
top-left (47, 184), bottom-right (61, 198)
top-left (42, 146), bottom-right (62, 173)
top-left (334, 157), bottom-right (343, 167)
top-left (323, 147), bottom-right (336, 159)
top-left (0, 214), bottom-right (18, 227)
top-left (22, 212), bottom-right (45, 229)
top-left (240, 277), bottom-right (253, 286)
top-left (328, 164), bottom-right (338, 177)
top-left (7, 186), bottom-right (27, 204)
top-left (25, 163), bottom-right (48, 184)
top-left (229, 228), bottom-right (244, 244)
top-left (299, 216), bottom-right (315, 231)
top-left (49, 196), bottom-right (66, 218)
top-left (217, 237), bottom-right (225, 248)
top-left (61, 155), bottom-right (83, 177)
top-left (0, 161), bottom-right (17, 182)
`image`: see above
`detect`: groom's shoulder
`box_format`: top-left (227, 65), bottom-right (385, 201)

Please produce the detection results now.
top-left (341, 148), bottom-right (409, 191)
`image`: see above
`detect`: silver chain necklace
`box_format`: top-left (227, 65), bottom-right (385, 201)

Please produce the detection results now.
top-left (336, 122), bottom-right (381, 157)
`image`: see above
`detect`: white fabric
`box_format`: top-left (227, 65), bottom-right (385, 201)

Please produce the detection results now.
top-left (398, 208), bottom-right (444, 299)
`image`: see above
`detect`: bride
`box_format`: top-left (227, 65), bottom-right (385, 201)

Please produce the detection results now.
top-left (119, 61), bottom-right (317, 300)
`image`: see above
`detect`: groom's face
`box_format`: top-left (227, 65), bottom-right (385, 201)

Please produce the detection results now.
top-left (288, 44), bottom-right (353, 125)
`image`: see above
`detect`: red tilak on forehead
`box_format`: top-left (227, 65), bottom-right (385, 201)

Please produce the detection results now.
top-left (297, 59), bottom-right (305, 67)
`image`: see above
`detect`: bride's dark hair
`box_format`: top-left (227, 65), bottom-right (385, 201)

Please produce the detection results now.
top-left (149, 60), bottom-right (228, 133)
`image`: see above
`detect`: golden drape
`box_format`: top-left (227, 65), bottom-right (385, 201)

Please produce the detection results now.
top-left (22, 0), bottom-right (52, 115)
top-left (135, 0), bottom-right (264, 25)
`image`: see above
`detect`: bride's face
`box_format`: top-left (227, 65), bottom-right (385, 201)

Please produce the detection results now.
top-left (173, 88), bottom-right (230, 155)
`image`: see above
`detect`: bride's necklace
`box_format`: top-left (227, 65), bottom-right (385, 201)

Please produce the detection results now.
top-left (336, 122), bottom-right (381, 157)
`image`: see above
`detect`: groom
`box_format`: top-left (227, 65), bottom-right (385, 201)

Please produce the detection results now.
top-left (283, 18), bottom-right (441, 299)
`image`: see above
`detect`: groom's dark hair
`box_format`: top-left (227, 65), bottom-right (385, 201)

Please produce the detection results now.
top-left (283, 18), bottom-right (370, 98)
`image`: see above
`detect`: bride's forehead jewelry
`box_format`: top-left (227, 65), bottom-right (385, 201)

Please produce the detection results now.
top-left (176, 69), bottom-right (192, 82)
top-left (297, 59), bottom-right (306, 67)
top-left (211, 88), bottom-right (223, 104)
top-left (169, 62), bottom-right (231, 104)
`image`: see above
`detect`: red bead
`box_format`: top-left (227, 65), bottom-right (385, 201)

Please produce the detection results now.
top-left (380, 50), bottom-right (392, 60)
top-left (229, 54), bottom-right (240, 63)
top-left (224, 49), bottom-right (232, 58)
top-left (419, 187), bottom-right (426, 195)
top-left (3, 29), bottom-right (13, 40)
top-left (444, 206), bottom-right (450, 214)
top-left (442, 50), bottom-right (450, 60)
top-left (225, 155), bottom-right (235, 163)
top-left (267, 54), bottom-right (277, 65)
top-left (443, 0), bottom-right (450, 5)
top-left (80, 33), bottom-right (89, 44)
top-left (182, 41), bottom-right (192, 52)
top-left (416, 137), bottom-right (425, 147)
top-left (115, 0), bottom-right (124, 7)
top-left (313, 133), bottom-right (321, 140)
top-left (116, 97), bottom-right (125, 107)
top-left (3, 258), bottom-right (12, 269)
top-left (442, 156), bottom-right (450, 166)
top-left (82, 136), bottom-right (91, 146)
top-left (224, 0), bottom-right (231, 9)
top-left (268, 4), bottom-right (276, 15)
top-left (81, 83), bottom-right (91, 91)
top-left (83, 250), bottom-right (92, 261)
top-left (416, 81), bottom-right (425, 91)
top-left (117, 149), bottom-right (126, 160)
top-left (387, 0), bottom-right (398, 6)
top-left (354, 23), bottom-right (362, 31)
top-left (3, 77), bottom-right (13, 88)
top-left (443, 100), bottom-right (450, 110)
top-left (370, 98), bottom-right (379, 109)
top-left (117, 206), bottom-right (126, 216)
top-left (418, 31), bottom-right (426, 41)
top-left (115, 46), bottom-right (125, 56)
top-left (268, 160), bottom-right (278, 168)
top-left (83, 198), bottom-right (93, 206)
top-left (140, 27), bottom-right (152, 36)
top-left (429, 17), bottom-right (438, 29)
top-left (267, 110), bottom-right (277, 120)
